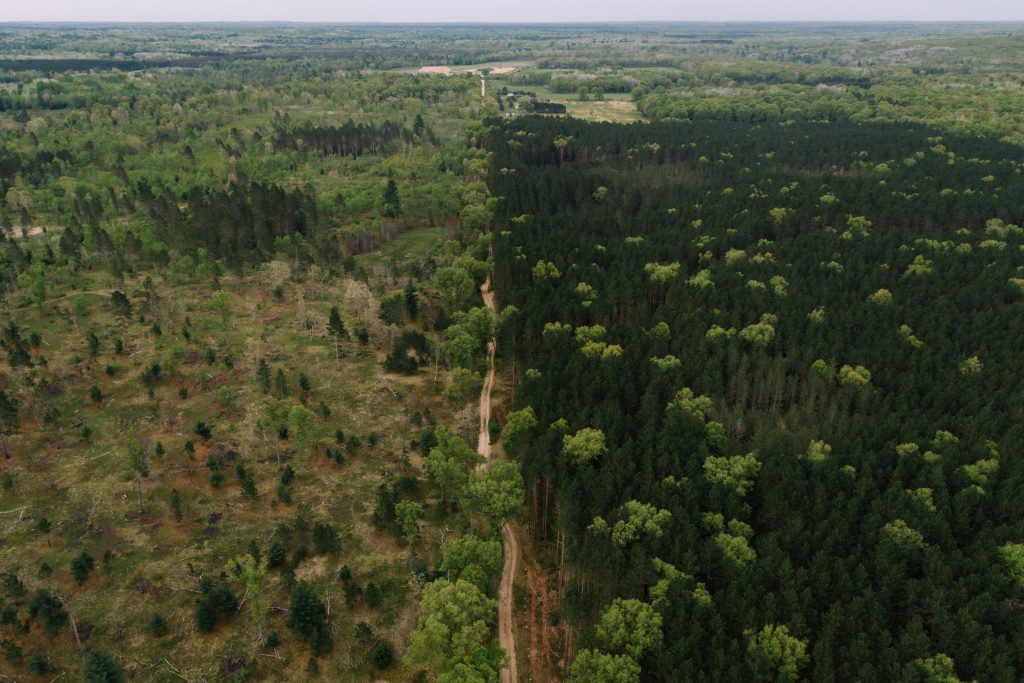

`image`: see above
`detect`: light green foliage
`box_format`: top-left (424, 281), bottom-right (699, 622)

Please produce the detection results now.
top-left (667, 387), bottom-right (714, 421)
top-left (724, 248), bottom-right (746, 266)
top-left (444, 307), bottom-right (495, 369)
top-left (441, 534), bottom-right (503, 589)
top-left (746, 624), bottom-right (809, 682)
top-left (647, 322), bottom-right (670, 341)
top-left (443, 368), bottom-right (483, 405)
top-left (900, 325), bottom-right (924, 348)
top-left (426, 427), bottom-right (482, 501)
top-left (405, 578), bottom-right (497, 675)
top-left (821, 260), bottom-right (844, 273)
top-left (459, 202), bottom-right (493, 239)
top-left (563, 427), bottom-right (607, 464)
top-left (532, 260), bottom-right (562, 280)
top-left (434, 267), bottom-right (477, 308)
top-left (465, 460), bottom-right (524, 530)
top-left (595, 500), bottom-right (672, 548)
top-left (443, 333), bottom-right (478, 371)
top-left (705, 421), bottom-right (727, 450)
top-left (959, 355), bottom-right (983, 375)
top-left (810, 359), bottom-right (831, 379)
top-left (688, 269), bottom-right (714, 288)
top-left (650, 558), bottom-right (712, 608)
top-left (207, 290), bottom-right (234, 330)
top-left (225, 554), bottom-right (268, 629)
top-left (568, 649), bottom-right (641, 683)
top-left (985, 218), bottom-right (1023, 239)
top-left (706, 324), bottom-right (736, 341)
top-left (931, 430), bottom-right (960, 451)
top-left (999, 543), bottom-right (1024, 589)
top-left (704, 453), bottom-right (761, 496)
top-left (258, 260), bottom-right (291, 294)
top-left (580, 341), bottom-right (623, 360)
top-left (868, 288), bottom-right (893, 304)
top-left (896, 442), bottom-right (921, 458)
top-left (905, 254), bottom-right (934, 276)
top-left (739, 315), bottom-right (776, 346)
top-left (838, 364), bottom-right (872, 387)
top-left (576, 281), bottom-right (598, 304)
top-left (596, 599), bottom-right (663, 659)
top-left (644, 261), bottom-right (681, 283)
top-left (17, 262), bottom-right (46, 310)
top-left (769, 275), bottom-right (788, 296)
top-left (573, 325), bottom-right (618, 358)
top-left (500, 407), bottom-right (538, 454)
top-left (650, 355), bottom-right (681, 371)
top-left (880, 519), bottom-right (926, 555)
top-left (574, 324), bottom-right (607, 344)
top-left (960, 459), bottom-right (999, 487)
top-left (715, 532), bottom-right (757, 568)
top-left (286, 404), bottom-right (318, 454)
top-left (847, 215), bottom-right (873, 236)
top-left (805, 440), bottom-right (832, 462)
top-left (395, 500), bottom-right (424, 543)
top-left (542, 321), bottom-right (572, 337)
top-left (907, 488), bottom-right (937, 513)
top-left (908, 653), bottom-right (973, 682)
top-left (769, 207), bottom-right (791, 226)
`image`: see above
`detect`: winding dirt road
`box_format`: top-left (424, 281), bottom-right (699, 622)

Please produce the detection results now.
top-left (477, 276), bottom-right (520, 683)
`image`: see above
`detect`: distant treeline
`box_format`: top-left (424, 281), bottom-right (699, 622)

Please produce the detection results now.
top-left (273, 120), bottom-right (415, 158)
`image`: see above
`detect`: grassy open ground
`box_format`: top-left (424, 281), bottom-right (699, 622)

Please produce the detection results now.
top-left (488, 77), bottom-right (644, 123)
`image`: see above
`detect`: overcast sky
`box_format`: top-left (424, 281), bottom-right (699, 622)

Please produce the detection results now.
top-left (2, 0), bottom-right (1022, 24)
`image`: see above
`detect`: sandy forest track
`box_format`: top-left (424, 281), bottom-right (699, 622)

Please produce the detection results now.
top-left (477, 276), bottom-right (521, 683)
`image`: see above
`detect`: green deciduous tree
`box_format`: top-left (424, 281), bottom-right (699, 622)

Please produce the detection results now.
top-left (567, 649), bottom-right (640, 683)
top-left (703, 453), bottom-right (762, 496)
top-left (746, 624), bottom-right (808, 682)
top-left (426, 427), bottom-right (482, 502)
top-left (395, 500), bottom-right (424, 544)
top-left (440, 534), bottom-right (503, 589)
top-left (465, 460), bottom-right (524, 531)
top-left (596, 598), bottom-right (663, 659)
top-left (287, 404), bottom-right (317, 455)
top-left (563, 427), bottom-right (607, 465)
top-left (405, 578), bottom-right (499, 676)
top-left (500, 406), bottom-right (537, 456)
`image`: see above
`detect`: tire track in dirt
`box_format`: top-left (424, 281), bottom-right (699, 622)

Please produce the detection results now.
top-left (477, 275), bottom-right (520, 683)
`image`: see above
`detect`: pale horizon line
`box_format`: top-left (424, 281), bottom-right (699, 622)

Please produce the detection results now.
top-left (2, 19), bottom-right (1024, 26)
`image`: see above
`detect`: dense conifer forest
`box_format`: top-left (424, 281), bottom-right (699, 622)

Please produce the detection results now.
top-left (489, 116), bottom-right (1024, 681)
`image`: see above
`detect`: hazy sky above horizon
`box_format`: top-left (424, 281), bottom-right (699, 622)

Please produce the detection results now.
top-left (2, 0), bottom-right (1022, 24)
